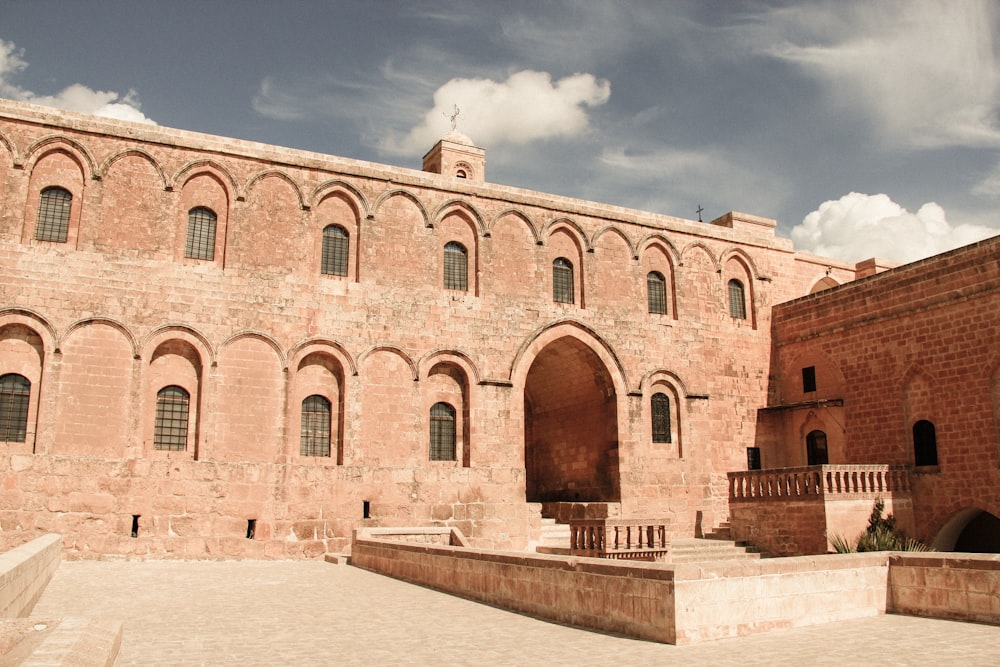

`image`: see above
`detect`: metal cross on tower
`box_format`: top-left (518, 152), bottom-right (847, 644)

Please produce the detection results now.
top-left (445, 104), bottom-right (461, 131)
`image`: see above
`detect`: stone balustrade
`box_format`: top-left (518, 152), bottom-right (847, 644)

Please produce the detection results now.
top-left (729, 464), bottom-right (911, 502)
top-left (569, 519), bottom-right (669, 560)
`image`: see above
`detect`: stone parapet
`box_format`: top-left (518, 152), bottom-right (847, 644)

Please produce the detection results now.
top-left (0, 533), bottom-right (61, 618)
top-left (728, 465), bottom-right (913, 556)
top-left (888, 552), bottom-right (1000, 625)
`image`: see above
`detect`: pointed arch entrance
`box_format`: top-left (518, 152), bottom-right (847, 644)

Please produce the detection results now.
top-left (521, 333), bottom-right (621, 502)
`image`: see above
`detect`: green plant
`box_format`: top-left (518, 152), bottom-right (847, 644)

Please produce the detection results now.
top-left (830, 498), bottom-right (932, 553)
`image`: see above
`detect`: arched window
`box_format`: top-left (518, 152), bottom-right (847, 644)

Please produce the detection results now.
top-left (321, 225), bottom-right (349, 276)
top-left (429, 402), bottom-right (456, 461)
top-left (647, 271), bottom-right (667, 314)
top-left (728, 279), bottom-right (747, 319)
top-left (0, 373), bottom-right (30, 442)
top-left (443, 241), bottom-right (468, 291)
top-left (36, 186), bottom-right (72, 243)
top-left (185, 207), bottom-right (217, 260)
top-left (913, 420), bottom-right (938, 466)
top-left (806, 429), bottom-right (828, 465)
top-left (651, 392), bottom-right (672, 443)
top-left (154, 386), bottom-right (190, 451)
top-left (553, 258), bottom-right (574, 304)
top-left (300, 395), bottom-right (332, 457)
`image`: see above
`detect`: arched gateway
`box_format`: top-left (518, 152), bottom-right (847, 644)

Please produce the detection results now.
top-left (518, 329), bottom-right (622, 503)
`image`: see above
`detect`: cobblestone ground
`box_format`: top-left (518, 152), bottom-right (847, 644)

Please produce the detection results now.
top-left (29, 560), bottom-right (1000, 666)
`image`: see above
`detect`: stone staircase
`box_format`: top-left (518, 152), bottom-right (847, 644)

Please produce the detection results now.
top-left (703, 520), bottom-right (733, 541)
top-left (534, 518), bottom-right (572, 556)
top-left (662, 538), bottom-right (759, 564)
top-left (533, 517), bottom-right (760, 563)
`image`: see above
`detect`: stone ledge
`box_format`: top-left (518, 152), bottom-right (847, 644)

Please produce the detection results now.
top-left (0, 534), bottom-right (62, 618)
top-left (18, 617), bottom-right (122, 667)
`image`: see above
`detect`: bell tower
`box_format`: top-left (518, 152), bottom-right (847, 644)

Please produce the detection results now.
top-left (422, 106), bottom-right (485, 181)
top-left (422, 129), bottom-right (486, 182)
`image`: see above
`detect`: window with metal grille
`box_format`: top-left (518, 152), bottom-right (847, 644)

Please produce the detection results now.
top-left (728, 279), bottom-right (747, 319)
top-left (321, 225), bottom-right (349, 276)
top-left (35, 187), bottom-right (72, 242)
top-left (552, 258), bottom-right (574, 304)
top-left (154, 385), bottom-right (189, 451)
top-left (806, 429), bottom-right (828, 465)
top-left (184, 207), bottom-right (217, 260)
top-left (647, 271), bottom-right (667, 314)
top-left (651, 392), bottom-right (672, 443)
top-left (300, 394), bottom-right (332, 457)
top-left (429, 402), bottom-right (456, 461)
top-left (0, 373), bottom-right (30, 442)
top-left (746, 447), bottom-right (762, 470)
top-left (913, 420), bottom-right (938, 466)
top-left (443, 241), bottom-right (468, 291)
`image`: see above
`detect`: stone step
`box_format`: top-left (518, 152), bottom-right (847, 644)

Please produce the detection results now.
top-left (665, 538), bottom-right (760, 563)
top-left (537, 522), bottom-right (571, 547)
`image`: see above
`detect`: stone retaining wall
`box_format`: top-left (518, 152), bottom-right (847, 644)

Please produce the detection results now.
top-left (351, 531), bottom-right (901, 644)
top-left (0, 533), bottom-right (61, 617)
top-left (888, 552), bottom-right (1000, 625)
top-left (352, 529), bottom-right (678, 643)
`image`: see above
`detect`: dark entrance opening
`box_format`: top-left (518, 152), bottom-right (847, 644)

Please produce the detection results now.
top-left (523, 336), bottom-right (620, 503)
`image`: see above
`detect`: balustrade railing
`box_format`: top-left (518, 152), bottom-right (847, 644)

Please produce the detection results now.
top-left (569, 518), bottom-right (669, 560)
top-left (728, 465), bottom-right (910, 502)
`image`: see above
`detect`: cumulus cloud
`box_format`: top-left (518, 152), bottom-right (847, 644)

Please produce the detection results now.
top-left (382, 70), bottom-right (610, 154)
top-left (790, 192), bottom-right (996, 264)
top-left (758, 0), bottom-right (1000, 149)
top-left (0, 39), bottom-right (154, 124)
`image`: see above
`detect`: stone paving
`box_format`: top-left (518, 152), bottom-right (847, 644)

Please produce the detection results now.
top-left (28, 560), bottom-right (1000, 666)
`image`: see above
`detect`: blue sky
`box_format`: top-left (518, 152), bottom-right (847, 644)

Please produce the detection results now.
top-left (1, 0), bottom-right (998, 263)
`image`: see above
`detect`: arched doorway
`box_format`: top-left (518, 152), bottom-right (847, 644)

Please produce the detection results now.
top-left (933, 508), bottom-right (1000, 552)
top-left (523, 336), bottom-right (620, 502)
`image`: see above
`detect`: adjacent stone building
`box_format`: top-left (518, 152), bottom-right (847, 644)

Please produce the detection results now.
top-left (0, 98), bottom-right (995, 558)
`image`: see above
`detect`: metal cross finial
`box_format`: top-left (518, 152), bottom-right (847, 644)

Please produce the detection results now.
top-left (696, 205), bottom-right (704, 222)
top-left (444, 104), bottom-right (461, 131)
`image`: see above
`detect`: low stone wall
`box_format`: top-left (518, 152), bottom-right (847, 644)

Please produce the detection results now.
top-left (352, 531), bottom-right (901, 645)
top-left (0, 533), bottom-right (62, 618)
top-left (673, 553), bottom-right (889, 644)
top-left (888, 553), bottom-right (1000, 625)
top-left (352, 528), bottom-right (678, 643)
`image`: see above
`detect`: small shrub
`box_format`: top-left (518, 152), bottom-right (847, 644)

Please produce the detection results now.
top-left (831, 498), bottom-right (932, 553)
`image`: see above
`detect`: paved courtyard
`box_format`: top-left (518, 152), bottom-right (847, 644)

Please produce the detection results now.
top-left (28, 559), bottom-right (1000, 666)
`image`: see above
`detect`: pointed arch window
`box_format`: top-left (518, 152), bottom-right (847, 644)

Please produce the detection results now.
top-left (0, 373), bottom-right (30, 442)
top-left (728, 279), bottom-right (747, 319)
top-left (321, 225), bottom-right (349, 276)
top-left (185, 207), bottom-right (217, 260)
top-left (444, 241), bottom-right (468, 291)
top-left (430, 402), bottom-right (456, 461)
top-left (36, 187), bottom-right (72, 243)
top-left (300, 394), bottom-right (332, 457)
top-left (553, 258), bottom-right (574, 304)
top-left (806, 429), bottom-right (828, 465)
top-left (154, 386), bottom-right (190, 451)
top-left (647, 271), bottom-right (667, 314)
top-left (651, 392), bottom-right (672, 443)
top-left (913, 420), bottom-right (938, 466)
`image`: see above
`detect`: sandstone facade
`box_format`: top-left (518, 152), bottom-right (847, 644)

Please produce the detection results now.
top-left (0, 98), bottom-right (993, 559)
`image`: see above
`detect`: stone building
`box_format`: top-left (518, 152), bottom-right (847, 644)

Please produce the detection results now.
top-left (0, 98), bottom-right (995, 558)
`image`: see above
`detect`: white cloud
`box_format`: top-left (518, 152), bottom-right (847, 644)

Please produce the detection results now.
top-left (382, 70), bottom-right (610, 155)
top-left (790, 192), bottom-right (996, 263)
top-left (0, 39), bottom-right (155, 125)
top-left (758, 0), bottom-right (1000, 149)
